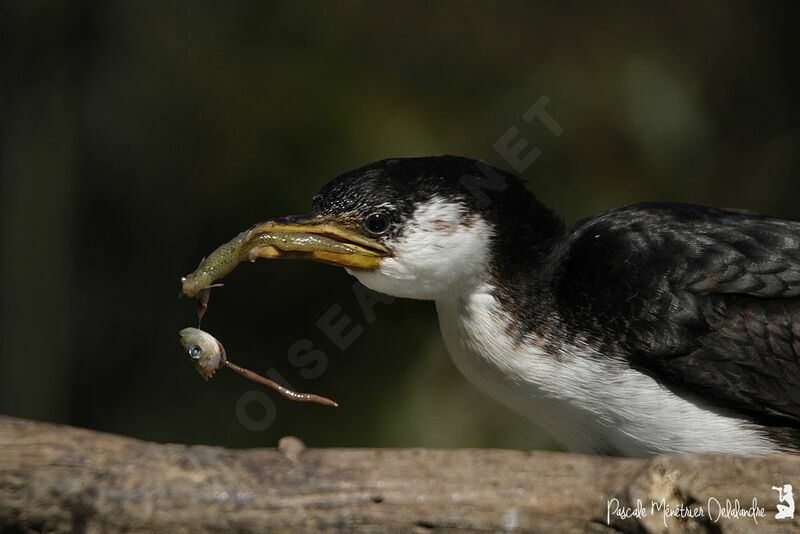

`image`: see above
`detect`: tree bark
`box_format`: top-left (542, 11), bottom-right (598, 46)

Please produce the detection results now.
top-left (0, 415), bottom-right (798, 533)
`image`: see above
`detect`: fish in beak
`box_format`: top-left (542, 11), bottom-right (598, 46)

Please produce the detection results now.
top-left (180, 214), bottom-right (391, 300)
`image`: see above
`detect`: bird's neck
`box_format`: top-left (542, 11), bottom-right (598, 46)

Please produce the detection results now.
top-left (485, 197), bottom-right (568, 331)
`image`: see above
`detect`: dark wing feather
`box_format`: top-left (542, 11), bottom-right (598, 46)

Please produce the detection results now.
top-left (660, 297), bottom-right (800, 423)
top-left (557, 203), bottom-right (800, 425)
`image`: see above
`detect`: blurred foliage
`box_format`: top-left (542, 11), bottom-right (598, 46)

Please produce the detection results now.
top-left (1, 0), bottom-right (798, 449)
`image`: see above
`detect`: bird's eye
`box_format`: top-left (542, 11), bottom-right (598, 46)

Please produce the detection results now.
top-left (364, 212), bottom-right (391, 235)
top-left (188, 345), bottom-right (203, 359)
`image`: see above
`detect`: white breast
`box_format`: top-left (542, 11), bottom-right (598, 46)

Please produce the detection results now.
top-left (435, 286), bottom-right (778, 456)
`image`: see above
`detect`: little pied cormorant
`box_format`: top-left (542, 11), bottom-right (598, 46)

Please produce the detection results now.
top-left (255, 155), bottom-right (800, 456)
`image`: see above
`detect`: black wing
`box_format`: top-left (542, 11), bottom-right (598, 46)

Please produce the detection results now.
top-left (557, 203), bottom-right (800, 426)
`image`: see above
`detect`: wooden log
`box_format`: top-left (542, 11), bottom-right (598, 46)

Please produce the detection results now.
top-left (0, 415), bottom-right (798, 532)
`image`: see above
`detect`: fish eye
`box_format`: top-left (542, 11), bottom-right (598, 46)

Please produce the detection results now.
top-left (188, 345), bottom-right (203, 359)
top-left (364, 212), bottom-right (390, 235)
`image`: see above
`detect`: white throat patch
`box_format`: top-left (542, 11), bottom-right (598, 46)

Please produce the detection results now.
top-left (351, 197), bottom-right (493, 300)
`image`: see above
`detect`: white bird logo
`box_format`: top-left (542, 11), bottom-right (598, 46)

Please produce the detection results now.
top-left (772, 484), bottom-right (795, 520)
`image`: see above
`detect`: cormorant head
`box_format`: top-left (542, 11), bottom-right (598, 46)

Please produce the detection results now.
top-left (253, 156), bottom-right (563, 300)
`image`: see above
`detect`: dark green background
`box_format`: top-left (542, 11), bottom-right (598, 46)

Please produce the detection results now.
top-left (2, 1), bottom-right (798, 449)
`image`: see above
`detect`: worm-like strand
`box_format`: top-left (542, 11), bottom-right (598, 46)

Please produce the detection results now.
top-left (224, 361), bottom-right (339, 407)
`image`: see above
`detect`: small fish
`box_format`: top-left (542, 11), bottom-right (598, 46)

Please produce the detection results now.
top-left (180, 230), bottom-right (354, 300)
top-left (178, 327), bottom-right (338, 407)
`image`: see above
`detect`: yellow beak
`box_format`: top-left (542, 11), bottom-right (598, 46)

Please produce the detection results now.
top-left (247, 215), bottom-right (390, 271)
